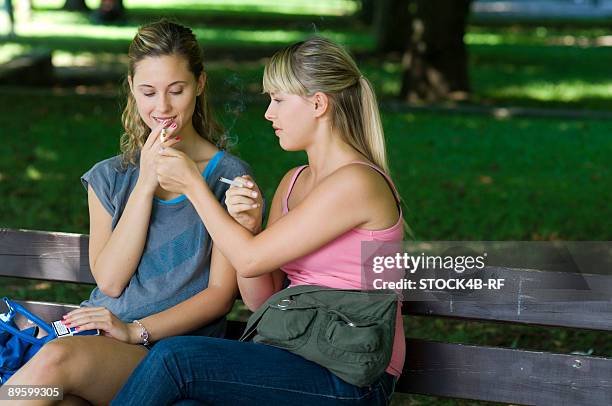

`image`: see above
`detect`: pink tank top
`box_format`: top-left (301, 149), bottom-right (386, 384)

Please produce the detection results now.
top-left (280, 162), bottom-right (405, 377)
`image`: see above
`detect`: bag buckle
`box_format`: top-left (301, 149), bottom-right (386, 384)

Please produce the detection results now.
top-left (274, 299), bottom-right (294, 310)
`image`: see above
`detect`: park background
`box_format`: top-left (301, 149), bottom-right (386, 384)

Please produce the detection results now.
top-left (0, 0), bottom-right (611, 404)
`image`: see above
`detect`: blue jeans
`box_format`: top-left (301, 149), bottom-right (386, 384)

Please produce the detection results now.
top-left (112, 336), bottom-right (397, 405)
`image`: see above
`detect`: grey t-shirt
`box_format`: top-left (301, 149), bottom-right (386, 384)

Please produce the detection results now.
top-left (80, 150), bottom-right (252, 337)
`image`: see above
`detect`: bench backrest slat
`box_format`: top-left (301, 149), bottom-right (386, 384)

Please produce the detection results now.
top-left (402, 266), bottom-right (612, 331)
top-left (407, 299), bottom-right (612, 331)
top-left (0, 229), bottom-right (94, 284)
top-left (3, 230), bottom-right (612, 330)
top-left (401, 338), bottom-right (612, 405)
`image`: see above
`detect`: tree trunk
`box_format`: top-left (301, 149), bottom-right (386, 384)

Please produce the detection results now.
top-left (92, 0), bottom-right (124, 23)
top-left (373, 0), bottom-right (411, 54)
top-left (400, 0), bottom-right (472, 102)
top-left (358, 0), bottom-right (375, 26)
top-left (62, 0), bottom-right (89, 11)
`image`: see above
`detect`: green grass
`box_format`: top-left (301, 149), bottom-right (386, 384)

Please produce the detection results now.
top-left (360, 42), bottom-right (612, 109)
top-left (3, 9), bottom-right (370, 60)
top-left (1, 91), bottom-right (610, 239)
top-left (15, 10), bottom-right (370, 48)
top-left (34, 0), bottom-right (358, 16)
top-left (1, 89), bottom-right (609, 286)
top-left (4, 9), bottom-right (612, 109)
top-left (0, 44), bottom-right (33, 64)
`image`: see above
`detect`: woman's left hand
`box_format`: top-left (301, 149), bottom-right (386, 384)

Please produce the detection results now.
top-left (157, 147), bottom-right (201, 195)
top-left (62, 307), bottom-right (141, 344)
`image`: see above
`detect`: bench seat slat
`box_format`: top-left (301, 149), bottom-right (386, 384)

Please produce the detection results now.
top-left (400, 338), bottom-right (612, 405)
top-left (0, 300), bottom-right (79, 329)
top-left (13, 300), bottom-right (80, 322)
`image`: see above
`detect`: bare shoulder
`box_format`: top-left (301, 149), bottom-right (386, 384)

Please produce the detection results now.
top-left (274, 166), bottom-right (305, 198)
top-left (268, 166), bottom-right (308, 223)
top-left (329, 163), bottom-right (396, 200)
top-left (323, 163), bottom-right (399, 229)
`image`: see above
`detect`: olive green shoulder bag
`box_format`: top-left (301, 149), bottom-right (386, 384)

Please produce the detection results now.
top-left (240, 285), bottom-right (398, 387)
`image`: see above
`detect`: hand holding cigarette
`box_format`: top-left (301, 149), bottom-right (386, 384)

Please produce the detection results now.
top-left (223, 175), bottom-right (263, 234)
top-left (137, 119), bottom-right (182, 194)
top-left (159, 121), bottom-right (181, 147)
top-left (219, 177), bottom-right (253, 188)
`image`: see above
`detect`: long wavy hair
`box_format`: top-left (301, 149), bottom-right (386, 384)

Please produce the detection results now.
top-left (120, 19), bottom-right (225, 166)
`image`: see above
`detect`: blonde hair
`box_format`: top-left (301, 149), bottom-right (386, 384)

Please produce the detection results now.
top-left (263, 37), bottom-right (415, 237)
top-left (120, 19), bottom-right (225, 166)
top-left (262, 36), bottom-right (389, 173)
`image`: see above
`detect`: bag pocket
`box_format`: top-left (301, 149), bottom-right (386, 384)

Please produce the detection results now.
top-left (255, 307), bottom-right (317, 349)
top-left (315, 312), bottom-right (388, 387)
top-left (324, 314), bottom-right (382, 353)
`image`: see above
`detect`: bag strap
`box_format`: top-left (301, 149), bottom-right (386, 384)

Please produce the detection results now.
top-left (0, 298), bottom-right (56, 344)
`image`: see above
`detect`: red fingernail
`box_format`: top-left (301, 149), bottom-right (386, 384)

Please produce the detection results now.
top-left (171, 122), bottom-right (177, 129)
top-left (75, 327), bottom-right (80, 331)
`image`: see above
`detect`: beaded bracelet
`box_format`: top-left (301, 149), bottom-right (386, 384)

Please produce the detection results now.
top-left (132, 319), bottom-right (150, 346)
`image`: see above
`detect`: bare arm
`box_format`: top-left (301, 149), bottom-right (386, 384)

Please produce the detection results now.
top-left (88, 120), bottom-right (180, 297)
top-left (233, 171), bottom-right (295, 311)
top-left (135, 244), bottom-right (237, 341)
top-left (66, 244), bottom-right (238, 343)
top-left (87, 183), bottom-right (154, 297)
top-left (156, 148), bottom-right (396, 279)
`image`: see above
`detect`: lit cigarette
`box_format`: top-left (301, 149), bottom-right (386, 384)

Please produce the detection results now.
top-left (218, 177), bottom-right (244, 187)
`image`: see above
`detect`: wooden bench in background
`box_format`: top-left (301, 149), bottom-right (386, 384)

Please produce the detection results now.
top-left (1, 229), bottom-right (611, 405)
top-left (0, 49), bottom-right (54, 86)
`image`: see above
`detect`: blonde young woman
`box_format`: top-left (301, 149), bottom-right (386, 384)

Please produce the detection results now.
top-left (112, 37), bottom-right (405, 405)
top-left (6, 21), bottom-right (259, 405)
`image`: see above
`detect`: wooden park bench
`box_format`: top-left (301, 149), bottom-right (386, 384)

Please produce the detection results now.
top-left (0, 49), bottom-right (54, 86)
top-left (1, 228), bottom-right (611, 405)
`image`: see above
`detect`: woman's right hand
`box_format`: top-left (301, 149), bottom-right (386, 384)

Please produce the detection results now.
top-left (63, 307), bottom-right (138, 344)
top-left (225, 175), bottom-right (263, 234)
top-left (137, 119), bottom-right (181, 194)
